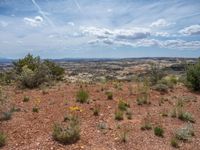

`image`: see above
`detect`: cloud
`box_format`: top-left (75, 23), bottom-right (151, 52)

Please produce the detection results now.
top-left (89, 37), bottom-right (200, 50)
top-left (80, 26), bottom-right (151, 41)
top-left (67, 22), bottom-right (75, 26)
top-left (179, 24), bottom-right (200, 35)
top-left (24, 16), bottom-right (43, 27)
top-left (83, 26), bottom-right (200, 50)
top-left (31, 0), bottom-right (55, 27)
top-left (150, 19), bottom-right (172, 28)
top-left (0, 21), bottom-right (8, 27)
top-left (162, 40), bottom-right (200, 49)
top-left (153, 32), bottom-right (169, 37)
top-left (107, 9), bottom-right (113, 13)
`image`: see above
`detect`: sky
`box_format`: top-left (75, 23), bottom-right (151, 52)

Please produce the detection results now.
top-left (0, 0), bottom-right (200, 59)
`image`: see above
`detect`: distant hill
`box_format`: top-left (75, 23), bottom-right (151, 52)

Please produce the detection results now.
top-left (0, 57), bottom-right (197, 64)
top-left (0, 58), bottom-right (13, 63)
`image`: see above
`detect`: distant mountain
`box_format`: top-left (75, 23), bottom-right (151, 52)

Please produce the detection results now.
top-left (0, 57), bottom-right (13, 63)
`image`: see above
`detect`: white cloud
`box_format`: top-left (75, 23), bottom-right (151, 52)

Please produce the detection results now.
top-left (153, 32), bottom-right (169, 37)
top-left (0, 21), bottom-right (8, 27)
top-left (107, 9), bottom-right (113, 13)
top-left (83, 26), bottom-right (200, 50)
top-left (179, 24), bottom-right (200, 35)
top-left (24, 16), bottom-right (43, 27)
top-left (150, 19), bottom-right (172, 28)
top-left (80, 26), bottom-right (151, 41)
top-left (89, 37), bottom-right (200, 50)
top-left (162, 40), bottom-right (200, 49)
top-left (68, 22), bottom-right (75, 26)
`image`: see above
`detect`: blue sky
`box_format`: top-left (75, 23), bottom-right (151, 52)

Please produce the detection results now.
top-left (0, 0), bottom-right (200, 58)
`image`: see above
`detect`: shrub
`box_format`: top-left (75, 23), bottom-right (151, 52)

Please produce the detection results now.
top-left (93, 104), bottom-right (100, 116)
top-left (115, 110), bottom-right (124, 121)
top-left (106, 91), bottom-right (113, 100)
top-left (170, 138), bottom-right (179, 148)
top-left (119, 127), bottom-right (129, 143)
top-left (126, 109), bottom-right (133, 120)
top-left (23, 96), bottom-right (30, 102)
top-left (0, 111), bottom-right (12, 121)
top-left (141, 123), bottom-right (152, 131)
top-left (159, 75), bottom-right (178, 89)
top-left (43, 60), bottom-right (65, 80)
top-left (97, 122), bottom-right (108, 130)
top-left (13, 54), bottom-right (64, 88)
top-left (175, 124), bottom-right (194, 141)
top-left (13, 54), bottom-right (41, 74)
top-left (170, 107), bottom-right (177, 118)
top-left (0, 132), bottom-right (6, 147)
top-left (97, 122), bottom-right (108, 134)
top-left (76, 89), bottom-right (89, 103)
top-left (178, 111), bottom-right (195, 123)
top-left (0, 71), bottom-right (15, 85)
top-left (118, 100), bottom-right (130, 111)
top-left (149, 63), bottom-right (165, 85)
top-left (136, 95), bottom-right (149, 105)
top-left (154, 126), bottom-right (164, 137)
top-left (141, 119), bottom-right (152, 130)
top-left (136, 80), bottom-right (150, 105)
top-left (53, 114), bottom-right (80, 144)
top-left (186, 60), bottom-right (200, 91)
top-left (19, 64), bottom-right (50, 89)
top-left (32, 107), bottom-right (39, 113)
top-left (153, 83), bottom-right (168, 93)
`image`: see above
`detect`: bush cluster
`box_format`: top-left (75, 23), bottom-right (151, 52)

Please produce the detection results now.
top-left (53, 114), bottom-right (80, 144)
top-left (186, 60), bottom-right (200, 91)
top-left (76, 89), bottom-right (89, 103)
top-left (13, 54), bottom-right (64, 88)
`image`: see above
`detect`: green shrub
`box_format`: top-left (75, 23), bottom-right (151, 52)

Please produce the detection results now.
top-left (119, 127), bottom-right (129, 143)
top-left (141, 115), bottom-right (152, 131)
top-left (136, 95), bottom-right (150, 105)
top-left (97, 122), bottom-right (108, 134)
top-left (153, 83), bottom-right (168, 93)
top-left (0, 132), bottom-right (6, 147)
top-left (19, 64), bottom-right (50, 89)
top-left (32, 107), bottom-right (39, 113)
top-left (178, 111), bottom-right (195, 123)
top-left (13, 54), bottom-right (64, 88)
top-left (0, 71), bottom-right (15, 85)
top-left (76, 89), bottom-right (89, 103)
top-left (23, 96), bottom-right (30, 102)
top-left (154, 126), bottom-right (164, 137)
top-left (170, 138), bottom-right (179, 148)
top-left (175, 124), bottom-right (194, 141)
top-left (43, 60), bottom-right (65, 80)
top-left (141, 123), bottom-right (152, 131)
top-left (10, 106), bottom-right (21, 113)
top-left (118, 100), bottom-right (130, 111)
top-left (170, 107), bottom-right (177, 118)
top-left (126, 109), bottom-right (133, 120)
top-left (106, 91), bottom-right (113, 100)
top-left (115, 110), bottom-right (124, 121)
top-left (53, 115), bottom-right (80, 144)
top-left (186, 60), bottom-right (200, 91)
top-left (149, 63), bottom-right (165, 85)
top-left (159, 75), bottom-right (178, 89)
top-left (136, 81), bottom-right (150, 105)
top-left (13, 54), bottom-right (41, 74)
top-left (0, 111), bottom-right (12, 121)
top-left (93, 104), bottom-right (100, 116)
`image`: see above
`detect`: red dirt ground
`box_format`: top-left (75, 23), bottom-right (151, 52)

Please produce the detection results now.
top-left (1, 82), bottom-right (200, 150)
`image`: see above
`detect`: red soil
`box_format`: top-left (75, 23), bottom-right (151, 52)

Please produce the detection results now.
top-left (1, 82), bottom-right (200, 150)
